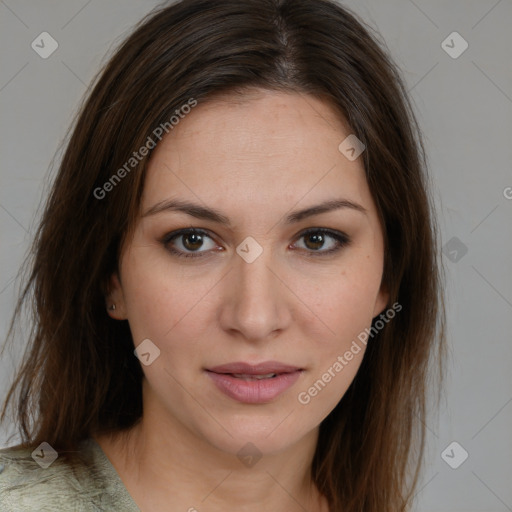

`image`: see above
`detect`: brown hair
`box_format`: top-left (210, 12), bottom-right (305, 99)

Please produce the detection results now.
top-left (1, 1), bottom-right (445, 510)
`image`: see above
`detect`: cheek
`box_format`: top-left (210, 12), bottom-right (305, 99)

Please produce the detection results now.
top-left (307, 258), bottom-right (383, 342)
top-left (295, 258), bottom-right (382, 415)
top-left (125, 279), bottom-right (203, 347)
top-left (119, 249), bottom-right (186, 341)
top-left (120, 249), bottom-right (223, 367)
top-left (294, 276), bottom-right (376, 418)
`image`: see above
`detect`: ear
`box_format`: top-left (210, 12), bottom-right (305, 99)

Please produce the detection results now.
top-left (105, 272), bottom-right (127, 320)
top-left (372, 281), bottom-right (390, 318)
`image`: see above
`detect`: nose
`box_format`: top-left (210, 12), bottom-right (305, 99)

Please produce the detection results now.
top-left (218, 248), bottom-right (292, 342)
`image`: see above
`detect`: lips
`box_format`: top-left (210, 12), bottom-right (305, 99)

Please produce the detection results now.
top-left (231, 372), bottom-right (277, 380)
top-left (205, 361), bottom-right (303, 403)
top-left (207, 361), bottom-right (301, 375)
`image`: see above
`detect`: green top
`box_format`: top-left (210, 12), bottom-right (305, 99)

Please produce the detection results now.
top-left (0, 438), bottom-right (140, 511)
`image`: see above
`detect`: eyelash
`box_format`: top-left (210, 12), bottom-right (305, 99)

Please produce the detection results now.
top-left (160, 228), bottom-right (350, 259)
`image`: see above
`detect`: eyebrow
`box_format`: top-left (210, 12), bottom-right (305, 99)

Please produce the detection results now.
top-left (142, 197), bottom-right (367, 225)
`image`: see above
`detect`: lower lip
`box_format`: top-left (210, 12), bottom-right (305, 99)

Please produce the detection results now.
top-left (206, 370), bottom-right (302, 404)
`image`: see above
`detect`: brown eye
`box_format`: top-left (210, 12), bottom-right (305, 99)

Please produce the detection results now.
top-left (162, 229), bottom-right (218, 259)
top-left (182, 232), bottom-right (205, 251)
top-left (303, 232), bottom-right (326, 250)
top-left (294, 228), bottom-right (350, 256)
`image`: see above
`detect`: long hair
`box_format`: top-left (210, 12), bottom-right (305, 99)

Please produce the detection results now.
top-left (1, 1), bottom-right (445, 510)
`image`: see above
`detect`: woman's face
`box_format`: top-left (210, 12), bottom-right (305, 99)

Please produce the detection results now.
top-left (109, 90), bottom-right (388, 456)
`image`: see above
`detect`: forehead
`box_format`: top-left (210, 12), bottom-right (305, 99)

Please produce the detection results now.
top-left (141, 90), bottom-right (372, 221)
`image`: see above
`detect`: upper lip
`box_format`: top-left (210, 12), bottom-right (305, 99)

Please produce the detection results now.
top-left (207, 361), bottom-right (302, 375)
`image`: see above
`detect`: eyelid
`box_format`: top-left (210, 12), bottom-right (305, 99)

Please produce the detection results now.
top-left (160, 227), bottom-right (212, 245)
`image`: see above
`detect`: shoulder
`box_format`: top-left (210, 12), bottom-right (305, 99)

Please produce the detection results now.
top-left (0, 441), bottom-right (89, 511)
top-left (0, 438), bottom-right (136, 511)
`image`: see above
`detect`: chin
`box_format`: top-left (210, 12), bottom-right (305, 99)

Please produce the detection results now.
top-left (194, 415), bottom-right (314, 459)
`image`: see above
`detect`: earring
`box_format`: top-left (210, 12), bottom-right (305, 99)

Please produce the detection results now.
top-left (108, 304), bottom-right (116, 311)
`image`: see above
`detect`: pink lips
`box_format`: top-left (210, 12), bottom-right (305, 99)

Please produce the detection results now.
top-left (206, 361), bottom-right (303, 404)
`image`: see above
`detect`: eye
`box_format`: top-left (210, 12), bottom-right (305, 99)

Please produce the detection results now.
top-left (292, 228), bottom-right (350, 256)
top-left (161, 228), bottom-right (220, 259)
top-left (161, 227), bottom-right (350, 260)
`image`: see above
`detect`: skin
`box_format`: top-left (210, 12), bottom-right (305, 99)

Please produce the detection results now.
top-left (96, 89), bottom-right (388, 512)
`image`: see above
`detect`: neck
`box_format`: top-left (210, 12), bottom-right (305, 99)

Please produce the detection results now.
top-left (95, 414), bottom-right (328, 511)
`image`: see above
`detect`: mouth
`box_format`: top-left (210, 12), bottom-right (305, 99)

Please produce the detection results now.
top-left (205, 361), bottom-right (303, 404)
top-left (229, 372), bottom-right (279, 381)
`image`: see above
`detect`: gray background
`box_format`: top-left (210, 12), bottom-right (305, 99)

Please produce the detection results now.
top-left (1, 1), bottom-right (511, 511)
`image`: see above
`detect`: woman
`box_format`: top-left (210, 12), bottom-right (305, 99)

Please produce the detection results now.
top-left (0, 0), bottom-right (445, 510)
